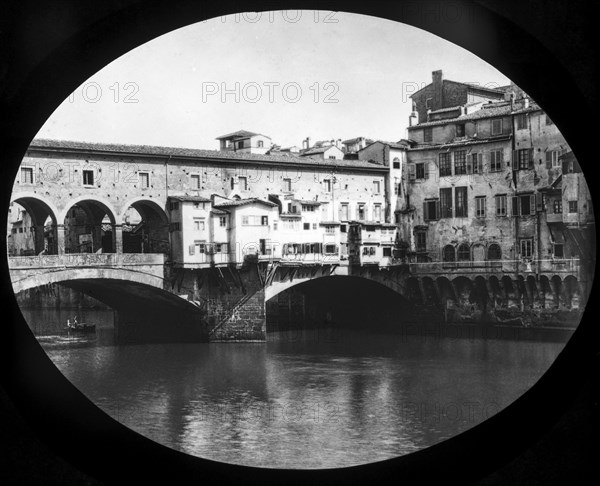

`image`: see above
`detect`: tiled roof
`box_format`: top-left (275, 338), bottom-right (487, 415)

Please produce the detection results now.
top-left (296, 200), bottom-right (322, 205)
top-left (210, 208), bottom-right (229, 215)
top-left (301, 146), bottom-right (341, 155)
top-left (408, 100), bottom-right (541, 129)
top-left (215, 130), bottom-right (267, 140)
top-left (168, 195), bottom-right (212, 203)
top-left (319, 221), bottom-right (341, 226)
top-left (212, 198), bottom-right (277, 208)
top-left (407, 135), bottom-right (511, 152)
top-left (29, 139), bottom-right (387, 172)
top-left (429, 105), bottom-right (462, 114)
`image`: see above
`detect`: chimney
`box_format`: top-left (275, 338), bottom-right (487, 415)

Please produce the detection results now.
top-left (426, 108), bottom-right (432, 122)
top-left (523, 95), bottom-right (529, 109)
top-left (335, 139), bottom-right (342, 149)
top-left (408, 100), bottom-right (419, 127)
top-left (432, 69), bottom-right (443, 111)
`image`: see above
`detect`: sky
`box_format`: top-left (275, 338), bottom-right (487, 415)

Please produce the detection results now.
top-left (36, 10), bottom-right (511, 151)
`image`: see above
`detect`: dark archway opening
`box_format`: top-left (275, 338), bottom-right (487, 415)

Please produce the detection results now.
top-left (64, 200), bottom-right (116, 254)
top-left (266, 276), bottom-right (414, 335)
top-left (8, 198), bottom-right (57, 255)
top-left (123, 201), bottom-right (169, 254)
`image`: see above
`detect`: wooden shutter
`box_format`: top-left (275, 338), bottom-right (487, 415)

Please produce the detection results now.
top-left (545, 151), bottom-right (552, 169)
top-left (423, 201), bottom-right (429, 221)
top-left (512, 196), bottom-right (519, 216)
top-left (408, 164), bottom-right (416, 181)
top-left (466, 154), bottom-right (473, 174)
top-left (530, 195), bottom-right (536, 214)
top-left (536, 192), bottom-right (544, 212)
top-left (435, 200), bottom-right (441, 220)
top-left (423, 162), bottom-right (429, 179)
top-left (528, 148), bottom-right (534, 169)
top-left (511, 150), bottom-right (518, 169)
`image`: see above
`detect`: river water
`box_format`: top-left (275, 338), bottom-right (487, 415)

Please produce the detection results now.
top-left (24, 308), bottom-right (566, 469)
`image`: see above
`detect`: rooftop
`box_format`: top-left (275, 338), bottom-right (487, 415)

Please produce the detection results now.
top-left (212, 198), bottom-right (277, 208)
top-left (215, 130), bottom-right (269, 140)
top-left (29, 139), bottom-right (388, 172)
top-left (408, 100), bottom-right (541, 129)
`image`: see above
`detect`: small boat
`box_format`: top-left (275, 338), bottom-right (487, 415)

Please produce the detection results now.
top-left (65, 322), bottom-right (96, 333)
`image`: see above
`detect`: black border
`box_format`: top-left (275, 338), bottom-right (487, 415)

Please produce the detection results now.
top-left (1, 1), bottom-right (598, 484)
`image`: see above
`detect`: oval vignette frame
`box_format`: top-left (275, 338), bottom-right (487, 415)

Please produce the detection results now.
top-left (1, 1), bottom-right (597, 484)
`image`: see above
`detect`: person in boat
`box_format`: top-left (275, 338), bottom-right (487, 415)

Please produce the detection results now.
top-left (66, 318), bottom-right (72, 329)
top-left (73, 316), bottom-right (79, 328)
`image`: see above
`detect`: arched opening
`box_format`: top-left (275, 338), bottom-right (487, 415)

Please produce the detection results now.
top-left (487, 243), bottom-right (502, 261)
top-left (442, 244), bottom-right (455, 262)
top-left (9, 197), bottom-right (58, 255)
top-left (122, 200), bottom-right (169, 254)
top-left (563, 275), bottom-right (580, 309)
top-left (265, 276), bottom-right (413, 333)
top-left (457, 243), bottom-right (471, 262)
top-left (63, 200), bottom-right (116, 254)
top-left (489, 276), bottom-right (503, 306)
top-left (550, 275), bottom-right (563, 308)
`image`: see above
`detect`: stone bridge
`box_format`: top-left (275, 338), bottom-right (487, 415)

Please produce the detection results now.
top-left (9, 252), bottom-right (588, 342)
top-left (9, 253), bottom-right (205, 343)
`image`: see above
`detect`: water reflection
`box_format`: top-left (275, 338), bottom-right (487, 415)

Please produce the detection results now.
top-left (29, 309), bottom-right (565, 469)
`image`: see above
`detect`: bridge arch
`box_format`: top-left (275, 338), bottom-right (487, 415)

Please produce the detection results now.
top-left (120, 198), bottom-right (169, 254)
top-left (9, 194), bottom-right (60, 255)
top-left (61, 197), bottom-right (118, 253)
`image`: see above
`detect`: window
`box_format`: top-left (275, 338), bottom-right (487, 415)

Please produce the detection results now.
top-left (516, 148), bottom-right (533, 170)
top-left (512, 194), bottom-right (535, 216)
top-left (21, 167), bottom-right (34, 184)
top-left (516, 113), bottom-right (528, 130)
top-left (423, 128), bottom-right (433, 143)
top-left (302, 204), bottom-right (315, 212)
top-left (303, 223), bottom-right (310, 230)
top-left (373, 204), bottom-right (382, 222)
top-left (471, 153), bottom-right (483, 174)
top-left (456, 123), bottom-right (465, 137)
top-left (242, 215), bottom-right (268, 226)
top-left (454, 151), bottom-right (467, 175)
top-left (415, 231), bottom-right (427, 252)
top-left (491, 118), bottom-right (502, 135)
top-left (237, 141), bottom-right (244, 149)
top-left (455, 187), bottom-right (468, 217)
top-left (323, 179), bottom-right (331, 192)
top-left (383, 247), bottom-right (392, 257)
top-left (475, 196), bottom-right (486, 218)
top-left (191, 174), bottom-right (200, 190)
top-left (393, 157), bottom-right (401, 169)
top-left (443, 245), bottom-right (455, 262)
top-left (325, 244), bottom-right (338, 254)
top-left (83, 170), bottom-right (94, 186)
top-left (495, 195), bottom-right (507, 216)
top-left (568, 201), bottom-right (578, 213)
top-left (553, 200), bottom-right (563, 214)
top-left (394, 182), bottom-right (401, 195)
top-left (283, 178), bottom-right (292, 192)
top-left (340, 203), bottom-right (349, 220)
top-left (425, 98), bottom-right (432, 109)
top-left (312, 223), bottom-right (317, 229)
top-left (416, 162), bottom-right (427, 179)
top-left (423, 199), bottom-right (440, 221)
top-left (340, 224), bottom-right (347, 233)
top-left (440, 188), bottom-right (453, 218)
top-left (257, 140), bottom-right (264, 148)
top-left (193, 218), bottom-right (205, 231)
top-left (490, 149), bottom-right (503, 172)
top-left (135, 171), bottom-right (149, 189)
top-left (520, 238), bottom-right (533, 258)
top-left (488, 243), bottom-right (501, 260)
top-left (457, 243), bottom-right (470, 261)
top-left (325, 225), bottom-right (336, 234)
top-left (439, 153), bottom-right (452, 177)
top-left (169, 201), bottom-right (179, 211)
top-left (546, 150), bottom-right (560, 168)
top-left (219, 216), bottom-right (227, 227)
top-left (357, 204), bottom-right (365, 220)
top-left (554, 244), bottom-right (564, 258)
top-left (169, 222), bottom-right (180, 231)
top-left (373, 181), bottom-right (381, 194)
top-left (238, 176), bottom-right (248, 191)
